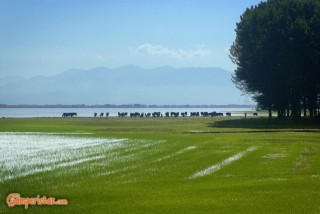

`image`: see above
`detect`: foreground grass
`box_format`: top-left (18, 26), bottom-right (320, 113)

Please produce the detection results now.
top-left (0, 117), bottom-right (320, 213)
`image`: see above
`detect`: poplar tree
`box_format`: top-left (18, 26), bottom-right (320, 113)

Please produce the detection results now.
top-left (230, 0), bottom-right (320, 119)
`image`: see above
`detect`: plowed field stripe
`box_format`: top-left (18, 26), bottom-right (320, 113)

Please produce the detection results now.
top-left (189, 146), bottom-right (258, 179)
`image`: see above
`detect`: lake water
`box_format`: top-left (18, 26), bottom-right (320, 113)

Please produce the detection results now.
top-left (0, 107), bottom-right (258, 118)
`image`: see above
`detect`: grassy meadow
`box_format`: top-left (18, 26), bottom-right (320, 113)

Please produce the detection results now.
top-left (0, 116), bottom-right (320, 213)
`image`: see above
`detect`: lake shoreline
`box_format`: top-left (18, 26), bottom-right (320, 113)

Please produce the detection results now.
top-left (0, 107), bottom-right (261, 118)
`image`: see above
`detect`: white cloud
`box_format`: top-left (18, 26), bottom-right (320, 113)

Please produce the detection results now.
top-left (132, 43), bottom-right (212, 59)
top-left (95, 54), bottom-right (106, 61)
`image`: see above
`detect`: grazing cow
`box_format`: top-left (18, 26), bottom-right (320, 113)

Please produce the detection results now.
top-left (62, 112), bottom-right (77, 117)
top-left (94, 113), bottom-right (97, 117)
top-left (190, 112), bottom-right (200, 117)
top-left (165, 112), bottom-right (170, 117)
top-left (201, 112), bottom-right (209, 117)
top-left (209, 112), bottom-right (217, 117)
top-left (135, 112), bottom-right (141, 117)
top-left (152, 112), bottom-right (161, 117)
top-left (118, 112), bottom-right (127, 117)
top-left (170, 112), bottom-right (179, 117)
top-left (105, 113), bottom-right (109, 117)
top-left (181, 112), bottom-right (187, 117)
top-left (226, 112), bottom-right (231, 116)
top-left (130, 112), bottom-right (141, 117)
top-left (253, 113), bottom-right (258, 116)
top-left (100, 113), bottom-right (104, 117)
top-left (145, 113), bottom-right (151, 117)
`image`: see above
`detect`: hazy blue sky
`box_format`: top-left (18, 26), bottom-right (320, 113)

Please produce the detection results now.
top-left (1, 0), bottom-right (264, 78)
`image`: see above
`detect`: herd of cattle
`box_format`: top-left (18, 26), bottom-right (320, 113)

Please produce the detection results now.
top-left (62, 112), bottom-right (77, 117)
top-left (61, 111), bottom-right (258, 118)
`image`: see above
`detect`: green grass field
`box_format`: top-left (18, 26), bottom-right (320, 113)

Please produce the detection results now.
top-left (1, 117), bottom-right (320, 213)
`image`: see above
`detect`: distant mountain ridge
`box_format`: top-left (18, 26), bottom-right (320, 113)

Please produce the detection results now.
top-left (0, 66), bottom-right (251, 105)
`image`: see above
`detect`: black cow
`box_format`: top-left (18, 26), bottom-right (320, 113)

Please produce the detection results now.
top-left (152, 112), bottom-right (161, 117)
top-left (226, 112), bottom-right (231, 116)
top-left (118, 112), bottom-right (127, 117)
top-left (170, 112), bottom-right (179, 117)
top-left (130, 112), bottom-right (141, 117)
top-left (135, 112), bottom-right (141, 117)
top-left (190, 112), bottom-right (200, 117)
top-left (253, 113), bottom-right (258, 116)
top-left (201, 112), bottom-right (209, 117)
top-left (209, 112), bottom-right (217, 117)
top-left (62, 112), bottom-right (77, 117)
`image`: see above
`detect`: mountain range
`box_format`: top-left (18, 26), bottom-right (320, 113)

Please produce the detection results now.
top-left (0, 65), bottom-right (251, 105)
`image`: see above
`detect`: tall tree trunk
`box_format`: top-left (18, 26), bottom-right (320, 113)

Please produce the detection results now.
top-left (303, 96), bottom-right (307, 117)
top-left (268, 105), bottom-right (272, 120)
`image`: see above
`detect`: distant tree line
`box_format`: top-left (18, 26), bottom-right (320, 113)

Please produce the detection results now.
top-left (230, 0), bottom-right (320, 119)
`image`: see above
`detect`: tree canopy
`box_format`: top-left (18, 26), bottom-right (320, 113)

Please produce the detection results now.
top-left (230, 0), bottom-right (320, 119)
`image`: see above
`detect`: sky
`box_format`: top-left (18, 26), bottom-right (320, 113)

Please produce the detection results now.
top-left (0, 0), bottom-right (265, 78)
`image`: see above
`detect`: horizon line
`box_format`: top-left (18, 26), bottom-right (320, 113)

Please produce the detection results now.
top-left (0, 103), bottom-right (255, 108)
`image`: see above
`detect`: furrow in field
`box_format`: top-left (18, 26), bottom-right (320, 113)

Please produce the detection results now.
top-left (188, 146), bottom-right (259, 179)
top-left (156, 146), bottom-right (197, 162)
top-left (292, 146), bottom-right (315, 172)
top-left (1, 155), bottom-right (105, 182)
top-left (0, 132), bottom-right (127, 182)
top-left (95, 140), bottom-right (168, 180)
